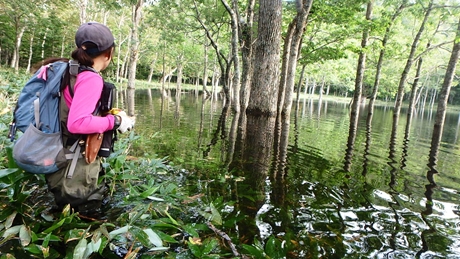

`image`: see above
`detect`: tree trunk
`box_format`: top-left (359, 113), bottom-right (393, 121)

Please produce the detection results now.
top-left (407, 57), bottom-right (423, 129)
top-left (296, 64), bottom-right (307, 103)
top-left (116, 13), bottom-right (128, 83)
top-left (202, 36), bottom-right (210, 96)
top-left (393, 0), bottom-right (433, 120)
top-left (222, 0), bottom-right (241, 114)
top-left (238, 0), bottom-right (282, 243)
top-left (238, 0), bottom-right (256, 113)
top-left (430, 18), bottom-right (460, 158)
top-left (79, 0), bottom-right (88, 23)
top-left (279, 0), bottom-right (313, 118)
top-left (368, 0), bottom-right (408, 115)
top-left (26, 32), bottom-right (34, 73)
top-left (176, 58), bottom-right (183, 97)
top-left (193, 0), bottom-right (231, 103)
top-left (344, 1), bottom-right (372, 172)
top-left (122, 33), bottom-right (132, 81)
top-left (147, 53), bottom-right (158, 83)
top-left (12, 24), bottom-right (26, 71)
top-left (40, 28), bottom-right (48, 65)
top-left (242, 0), bottom-right (282, 174)
top-left (127, 0), bottom-right (143, 116)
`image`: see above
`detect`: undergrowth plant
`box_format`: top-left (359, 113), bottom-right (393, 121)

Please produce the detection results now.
top-left (0, 67), bottom-right (292, 259)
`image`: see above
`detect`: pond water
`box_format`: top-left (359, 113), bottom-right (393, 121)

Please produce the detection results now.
top-left (132, 89), bottom-right (460, 258)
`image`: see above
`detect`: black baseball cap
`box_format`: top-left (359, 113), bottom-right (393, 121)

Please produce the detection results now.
top-left (75, 22), bottom-right (114, 54)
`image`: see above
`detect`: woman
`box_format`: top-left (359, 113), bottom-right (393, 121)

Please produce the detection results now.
top-left (45, 22), bottom-right (134, 216)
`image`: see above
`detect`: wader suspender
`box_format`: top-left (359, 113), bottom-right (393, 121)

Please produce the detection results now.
top-left (65, 60), bottom-right (88, 179)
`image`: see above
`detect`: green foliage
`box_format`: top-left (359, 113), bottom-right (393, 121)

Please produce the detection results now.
top-left (0, 77), bottom-right (267, 258)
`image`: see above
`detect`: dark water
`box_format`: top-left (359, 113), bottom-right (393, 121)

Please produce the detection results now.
top-left (132, 89), bottom-right (460, 258)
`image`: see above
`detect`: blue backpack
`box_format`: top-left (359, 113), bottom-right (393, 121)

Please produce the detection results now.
top-left (14, 61), bottom-right (68, 133)
top-left (9, 61), bottom-right (79, 174)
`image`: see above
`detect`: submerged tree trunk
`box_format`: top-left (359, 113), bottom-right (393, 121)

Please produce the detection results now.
top-left (344, 1), bottom-right (372, 172)
top-left (274, 0), bottom-right (313, 179)
top-left (244, 0), bottom-right (282, 171)
top-left (237, 0), bottom-right (282, 242)
top-left (406, 57), bottom-right (424, 137)
top-left (127, 0), bottom-right (143, 116)
top-left (430, 18), bottom-right (460, 166)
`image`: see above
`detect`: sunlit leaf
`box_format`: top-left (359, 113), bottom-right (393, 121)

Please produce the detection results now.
top-left (40, 212), bottom-right (54, 222)
top-left (5, 211), bottom-right (17, 229)
top-left (148, 246), bottom-right (169, 252)
top-left (109, 225), bottom-right (131, 239)
top-left (84, 238), bottom-right (101, 258)
top-left (147, 196), bottom-right (165, 201)
top-left (73, 237), bottom-right (88, 259)
top-left (19, 225), bottom-right (31, 246)
top-left (143, 228), bottom-right (163, 247)
top-left (2, 225), bottom-right (22, 238)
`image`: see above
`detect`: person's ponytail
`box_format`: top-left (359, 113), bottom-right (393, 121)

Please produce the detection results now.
top-left (71, 47), bottom-right (94, 67)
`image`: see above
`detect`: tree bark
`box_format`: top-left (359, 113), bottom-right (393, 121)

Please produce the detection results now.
top-left (238, 0), bottom-right (256, 113)
top-left (26, 32), bottom-right (34, 73)
top-left (430, 18), bottom-right (460, 158)
top-left (40, 28), bottom-right (48, 65)
top-left (11, 23), bottom-right (26, 71)
top-left (221, 0), bottom-right (241, 114)
top-left (79, 0), bottom-right (88, 24)
top-left (147, 53), bottom-right (158, 83)
top-left (127, 0), bottom-right (143, 116)
top-left (242, 0), bottom-right (282, 174)
top-left (368, 0), bottom-right (408, 115)
top-left (176, 56), bottom-right (183, 97)
top-left (344, 1), bottom-right (372, 172)
top-left (202, 36), bottom-right (210, 96)
top-left (393, 0), bottom-right (433, 121)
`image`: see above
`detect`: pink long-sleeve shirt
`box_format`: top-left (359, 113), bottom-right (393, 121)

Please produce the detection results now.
top-left (63, 71), bottom-right (115, 134)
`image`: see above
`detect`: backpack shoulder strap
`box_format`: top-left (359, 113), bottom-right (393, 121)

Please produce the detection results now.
top-left (63, 60), bottom-right (97, 98)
